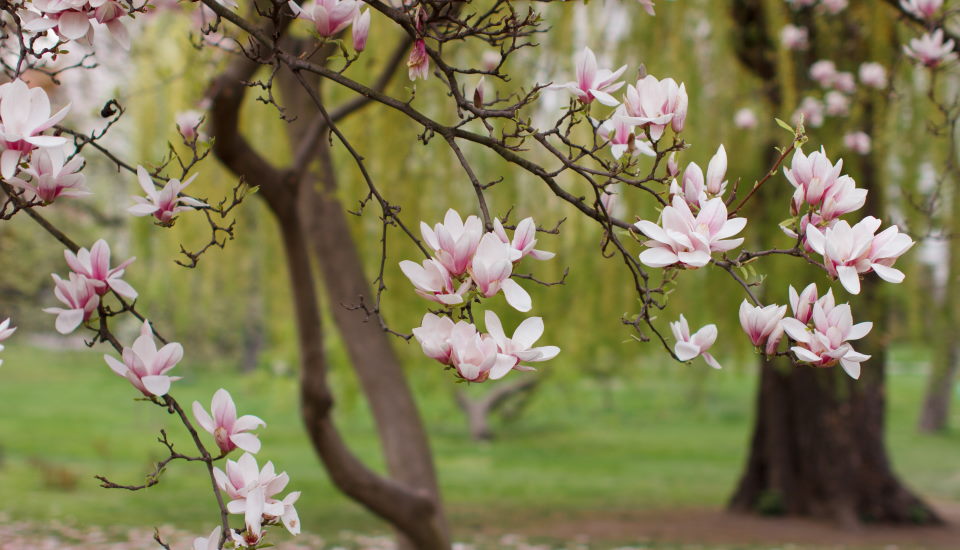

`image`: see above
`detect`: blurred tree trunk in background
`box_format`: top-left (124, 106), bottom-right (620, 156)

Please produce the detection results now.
top-left (727, 0), bottom-right (940, 525)
top-left (455, 377), bottom-right (539, 441)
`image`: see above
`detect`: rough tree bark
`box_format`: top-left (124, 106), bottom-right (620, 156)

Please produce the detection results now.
top-left (728, 0), bottom-right (940, 526)
top-left (206, 25), bottom-right (450, 547)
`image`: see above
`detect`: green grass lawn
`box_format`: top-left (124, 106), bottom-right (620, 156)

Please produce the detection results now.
top-left (0, 344), bottom-right (957, 547)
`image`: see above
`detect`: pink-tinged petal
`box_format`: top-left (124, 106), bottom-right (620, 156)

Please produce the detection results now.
top-left (674, 341), bottom-right (701, 361)
top-left (107, 278), bottom-right (138, 300)
top-left (141, 375), bottom-right (171, 396)
top-left (57, 11), bottom-right (91, 40)
top-left (1, 149), bottom-right (21, 179)
top-left (839, 358), bottom-right (861, 379)
top-left (639, 247), bottom-right (680, 267)
top-left (435, 293), bottom-right (465, 305)
top-left (781, 318), bottom-right (812, 343)
top-left (591, 89), bottom-right (620, 107)
top-left (500, 278), bottom-right (532, 312)
top-left (211, 388), bottom-right (235, 426)
top-left (483, 310), bottom-right (508, 348)
top-left (836, 265), bottom-right (861, 295)
top-left (153, 342), bottom-right (184, 374)
top-left (512, 316), bottom-right (544, 349)
top-left (24, 135), bottom-right (68, 148)
top-left (691, 324), bottom-right (718, 349)
top-left (230, 433), bottom-right (262, 454)
top-left (677, 250), bottom-right (712, 267)
top-left (281, 496), bottom-right (301, 535)
top-left (701, 352), bottom-right (722, 370)
top-left (805, 225), bottom-right (826, 254)
top-left (871, 263), bottom-right (905, 283)
top-left (128, 203), bottom-right (159, 216)
top-left (792, 346), bottom-right (822, 363)
top-left (635, 220), bottom-right (672, 244)
top-left (104, 354), bottom-right (129, 377)
top-left (489, 353), bottom-right (518, 380)
top-left (529, 345), bottom-right (560, 361)
top-left (715, 217), bottom-right (747, 240)
top-left (846, 321), bottom-right (873, 341)
top-left (55, 309), bottom-right (85, 334)
top-left (529, 248), bottom-right (556, 260)
top-left (193, 401), bottom-right (216, 433)
top-left (233, 414), bottom-right (266, 432)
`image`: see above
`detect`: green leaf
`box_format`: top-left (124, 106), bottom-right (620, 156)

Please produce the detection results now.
top-left (775, 118), bottom-right (794, 134)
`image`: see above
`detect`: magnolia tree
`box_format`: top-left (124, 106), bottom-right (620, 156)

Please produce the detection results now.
top-left (0, 0), bottom-right (955, 548)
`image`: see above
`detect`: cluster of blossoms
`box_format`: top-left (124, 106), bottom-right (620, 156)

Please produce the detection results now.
top-left (782, 147), bottom-right (913, 295)
top-left (792, 59), bottom-right (887, 148)
top-left (402, 210), bottom-right (560, 382)
top-left (289, 0), bottom-right (370, 52)
top-left (128, 166), bottom-right (207, 225)
top-left (213, 452), bottom-right (300, 545)
top-left (19, 0), bottom-right (131, 48)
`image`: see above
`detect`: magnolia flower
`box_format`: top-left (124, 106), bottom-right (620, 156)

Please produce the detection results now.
top-left (552, 47), bottom-right (627, 106)
top-left (482, 51), bottom-right (502, 71)
top-left (809, 60), bottom-right (837, 87)
top-left (352, 8), bottom-right (369, 51)
top-left (192, 526), bottom-right (221, 550)
top-left (600, 185), bottom-right (623, 218)
top-left (408, 39), bottom-right (430, 81)
top-left (0, 79), bottom-right (70, 179)
top-left (824, 90), bottom-right (850, 117)
top-left (231, 486), bottom-right (265, 548)
top-left (484, 310), bottom-right (560, 374)
top-left (666, 152), bottom-right (680, 178)
top-left (470, 233), bottom-right (531, 312)
top-left (399, 258), bottom-right (470, 305)
top-left (636, 196), bottom-right (746, 269)
top-left (781, 289), bottom-right (871, 379)
top-left (0, 318), bottom-right (16, 367)
top-left (64, 239), bottom-right (137, 300)
top-left (193, 389), bottom-right (266, 454)
top-left (783, 147), bottom-right (844, 214)
top-left (792, 96), bottom-right (824, 128)
top-left (103, 320), bottom-right (183, 397)
top-left (831, 72), bottom-right (856, 94)
top-left (670, 315), bottom-right (721, 369)
top-left (858, 62), bottom-right (888, 89)
top-left (491, 217), bottom-right (555, 261)
top-left (900, 0), bottom-right (943, 20)
top-left (447, 323), bottom-right (514, 382)
top-left (44, 273), bottom-right (99, 334)
top-left (904, 29), bottom-right (957, 68)
top-left (843, 131), bottom-right (872, 155)
top-left (596, 107), bottom-right (655, 159)
top-left (288, 0), bottom-right (359, 36)
top-left (215, 452), bottom-right (300, 535)
top-left (781, 24), bottom-right (809, 51)
top-left (805, 216), bottom-right (914, 294)
top-left (176, 110), bottom-right (204, 140)
top-left (129, 166), bottom-right (206, 225)
top-left (420, 208), bottom-right (484, 276)
top-left (623, 75), bottom-right (688, 140)
top-left (7, 146), bottom-right (88, 203)
top-left (739, 301), bottom-right (786, 355)
top-left (734, 107), bottom-right (758, 129)
top-left (818, 174), bottom-right (867, 221)
top-left (789, 283), bottom-right (819, 324)
top-left (413, 313), bottom-right (471, 364)
top-left (670, 145), bottom-right (729, 206)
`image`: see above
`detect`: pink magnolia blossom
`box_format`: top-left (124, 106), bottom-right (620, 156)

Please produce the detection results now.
top-left (21, 0), bottom-right (129, 47)
top-left (781, 24), bottom-right (809, 51)
top-left (413, 313), bottom-right (471, 364)
top-left (193, 388), bottom-right (266, 454)
top-left (859, 62), bottom-right (888, 89)
top-left (176, 110), bottom-right (204, 140)
top-left (670, 314), bottom-right (721, 369)
top-left (825, 90), bottom-right (850, 117)
top-left (809, 60), bottom-right (837, 87)
top-left (103, 320), bottom-right (183, 397)
top-left (129, 166), bottom-right (207, 225)
top-left (904, 29), bottom-right (957, 68)
top-left (0, 79), bottom-right (70, 179)
top-left (288, 0), bottom-right (359, 36)
top-left (792, 96), bottom-right (824, 128)
top-left (783, 147), bottom-right (844, 214)
top-left (552, 47), bottom-right (627, 106)
top-left (446, 322), bottom-right (514, 382)
top-left (819, 175), bottom-right (867, 221)
top-left (666, 152), bottom-right (680, 178)
top-left (781, 288), bottom-right (871, 379)
top-left (789, 283), bottom-right (819, 324)
top-left (595, 106), bottom-right (655, 159)
top-left (900, 0), bottom-right (943, 20)
top-left (636, 196), bottom-right (746, 269)
top-left (352, 8), bottom-right (369, 51)
top-left (44, 273), bottom-right (99, 334)
top-left (469, 233), bottom-right (531, 312)
top-left (420, 208), bottom-right (484, 276)
top-left (399, 258), bottom-right (470, 305)
top-left (64, 239), bottom-right (137, 300)
top-left (491, 217), bottom-right (555, 261)
top-left (843, 131), bottom-right (872, 155)
top-left (739, 301), bottom-right (786, 355)
top-left (600, 185), bottom-right (623, 218)
top-left (482, 51), bottom-right (502, 71)
top-left (623, 75), bottom-right (688, 141)
top-left (805, 216), bottom-right (914, 295)
top-left (7, 146), bottom-right (88, 203)
top-left (231, 486), bottom-right (265, 547)
top-left (0, 318), bottom-right (16, 367)
top-left (734, 108), bottom-right (758, 129)
top-left (215, 452), bottom-right (300, 534)
top-left (831, 72), bottom-right (856, 94)
top-left (668, 146), bottom-right (727, 206)
top-left (484, 310), bottom-right (560, 375)
top-left (192, 526), bottom-right (220, 550)
top-left (408, 39), bottom-right (430, 81)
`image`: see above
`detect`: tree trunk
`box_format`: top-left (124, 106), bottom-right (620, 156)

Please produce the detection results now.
top-left (454, 377), bottom-right (539, 441)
